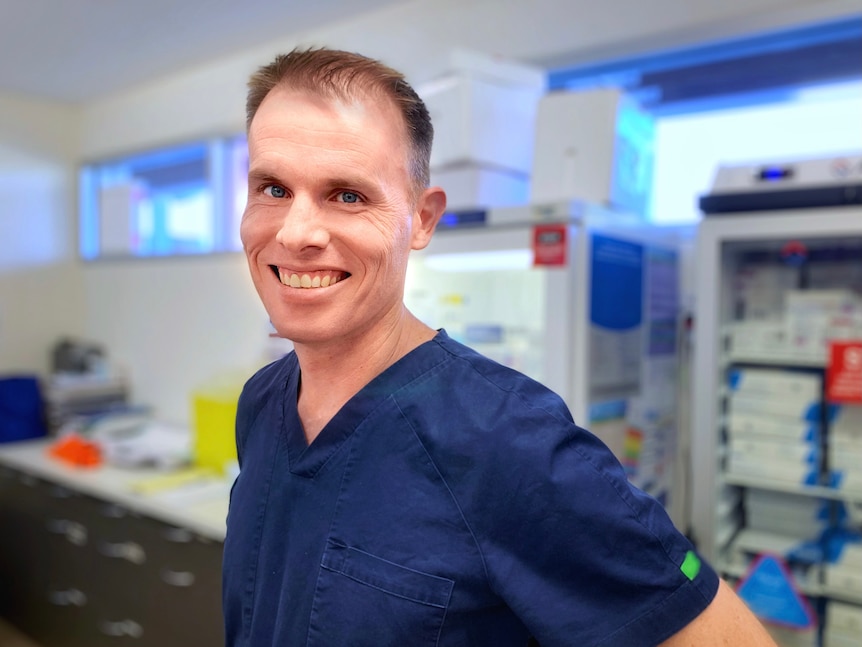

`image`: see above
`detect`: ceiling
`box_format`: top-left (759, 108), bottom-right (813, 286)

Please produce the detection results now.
top-left (0, 0), bottom-right (408, 104)
top-left (4, 2), bottom-right (859, 112)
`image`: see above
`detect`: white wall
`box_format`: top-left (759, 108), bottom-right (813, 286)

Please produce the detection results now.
top-left (80, 255), bottom-right (275, 425)
top-left (3, 0), bottom-right (859, 423)
top-left (0, 95), bottom-right (85, 376)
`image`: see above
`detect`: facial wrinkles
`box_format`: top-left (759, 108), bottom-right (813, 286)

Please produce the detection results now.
top-left (244, 172), bottom-right (411, 295)
top-left (244, 88), bottom-right (416, 296)
top-left (259, 129), bottom-right (411, 239)
top-left (251, 89), bottom-right (412, 199)
top-left (254, 125), bottom-right (400, 207)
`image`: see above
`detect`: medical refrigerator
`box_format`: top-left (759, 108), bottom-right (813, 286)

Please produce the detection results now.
top-left (689, 154), bottom-right (862, 646)
top-left (405, 199), bottom-right (685, 516)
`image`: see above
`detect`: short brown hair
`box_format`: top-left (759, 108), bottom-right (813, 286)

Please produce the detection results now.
top-left (246, 47), bottom-right (433, 193)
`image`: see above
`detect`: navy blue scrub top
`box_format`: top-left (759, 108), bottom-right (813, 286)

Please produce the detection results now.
top-left (223, 330), bottom-right (718, 647)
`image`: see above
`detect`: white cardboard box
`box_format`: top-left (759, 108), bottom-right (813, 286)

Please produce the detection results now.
top-left (785, 289), bottom-right (862, 314)
top-left (826, 600), bottom-right (862, 635)
top-left (829, 447), bottom-right (862, 470)
top-left (832, 406), bottom-right (862, 437)
top-left (421, 74), bottom-right (543, 175)
top-left (727, 367), bottom-right (822, 399)
top-left (728, 455), bottom-right (819, 485)
top-left (529, 88), bottom-right (654, 215)
top-left (430, 164), bottom-right (529, 211)
top-left (728, 393), bottom-right (822, 422)
top-left (829, 469), bottom-right (862, 493)
top-left (823, 633), bottom-right (862, 647)
top-left (824, 565), bottom-right (862, 598)
top-left (765, 624), bottom-right (817, 647)
top-left (730, 437), bottom-right (819, 463)
top-left (728, 413), bottom-right (818, 442)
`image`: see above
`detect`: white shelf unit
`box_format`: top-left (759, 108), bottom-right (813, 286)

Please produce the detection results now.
top-left (690, 205), bottom-right (862, 643)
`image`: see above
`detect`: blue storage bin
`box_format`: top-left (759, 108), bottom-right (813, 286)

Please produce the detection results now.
top-left (0, 375), bottom-right (49, 443)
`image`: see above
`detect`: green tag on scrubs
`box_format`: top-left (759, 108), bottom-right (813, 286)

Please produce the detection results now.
top-left (680, 550), bottom-right (701, 581)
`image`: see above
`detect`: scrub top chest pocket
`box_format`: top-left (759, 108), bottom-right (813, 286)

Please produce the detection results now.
top-left (306, 539), bottom-right (454, 647)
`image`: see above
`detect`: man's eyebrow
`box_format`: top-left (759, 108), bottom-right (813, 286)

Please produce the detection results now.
top-left (246, 166), bottom-right (378, 193)
top-left (247, 167), bottom-right (282, 183)
top-left (323, 175), bottom-right (374, 190)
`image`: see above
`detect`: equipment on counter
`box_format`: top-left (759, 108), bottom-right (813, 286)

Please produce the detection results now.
top-left (699, 153), bottom-right (862, 214)
top-left (0, 375), bottom-right (49, 443)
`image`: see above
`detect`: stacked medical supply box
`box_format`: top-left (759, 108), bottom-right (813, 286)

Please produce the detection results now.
top-left (418, 49), bottom-right (545, 211)
top-left (824, 600), bottom-right (862, 647)
top-left (828, 405), bottom-right (862, 494)
top-left (728, 289), bottom-right (862, 365)
top-left (824, 540), bottom-right (862, 607)
top-left (764, 624), bottom-right (818, 647)
top-left (726, 367), bottom-right (823, 485)
top-left (744, 489), bottom-right (829, 538)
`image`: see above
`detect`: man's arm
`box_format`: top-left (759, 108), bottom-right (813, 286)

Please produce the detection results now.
top-left (659, 579), bottom-right (779, 646)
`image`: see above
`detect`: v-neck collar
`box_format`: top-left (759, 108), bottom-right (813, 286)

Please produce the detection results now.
top-left (283, 330), bottom-right (450, 477)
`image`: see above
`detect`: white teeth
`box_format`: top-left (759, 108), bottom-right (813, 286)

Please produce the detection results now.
top-left (279, 270), bottom-right (341, 289)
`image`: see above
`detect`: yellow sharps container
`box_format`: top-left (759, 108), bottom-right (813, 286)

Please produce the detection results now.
top-left (191, 375), bottom-right (244, 474)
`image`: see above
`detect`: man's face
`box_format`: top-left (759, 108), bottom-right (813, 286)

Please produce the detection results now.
top-left (241, 87), bottom-right (424, 348)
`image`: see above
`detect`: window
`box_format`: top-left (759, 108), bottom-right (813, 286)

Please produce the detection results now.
top-left (548, 15), bottom-right (862, 224)
top-left (79, 134), bottom-right (248, 260)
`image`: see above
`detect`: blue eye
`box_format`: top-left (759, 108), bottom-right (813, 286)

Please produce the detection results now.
top-left (338, 191), bottom-right (360, 204)
top-left (264, 185), bottom-right (286, 198)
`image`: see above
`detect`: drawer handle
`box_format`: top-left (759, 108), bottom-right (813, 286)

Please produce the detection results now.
top-left (49, 485), bottom-right (74, 499)
top-left (46, 519), bottom-right (88, 547)
top-left (100, 503), bottom-right (128, 519)
top-left (99, 619), bottom-right (143, 638)
top-left (19, 474), bottom-right (38, 487)
top-left (160, 569), bottom-right (195, 587)
top-left (162, 527), bottom-right (193, 543)
top-left (48, 588), bottom-right (87, 607)
top-left (98, 541), bottom-right (147, 565)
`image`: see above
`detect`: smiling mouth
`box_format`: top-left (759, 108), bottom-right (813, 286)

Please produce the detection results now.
top-left (270, 266), bottom-right (350, 289)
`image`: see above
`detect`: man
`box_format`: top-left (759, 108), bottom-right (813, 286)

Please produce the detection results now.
top-left (223, 47), bottom-right (777, 647)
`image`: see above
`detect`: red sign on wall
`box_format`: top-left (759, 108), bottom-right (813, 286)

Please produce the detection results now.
top-left (532, 224), bottom-right (567, 267)
top-left (826, 341), bottom-right (862, 404)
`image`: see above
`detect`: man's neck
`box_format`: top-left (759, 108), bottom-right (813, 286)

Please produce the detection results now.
top-left (293, 314), bottom-right (437, 445)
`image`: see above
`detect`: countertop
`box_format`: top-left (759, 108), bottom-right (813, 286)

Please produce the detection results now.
top-left (0, 438), bottom-right (229, 541)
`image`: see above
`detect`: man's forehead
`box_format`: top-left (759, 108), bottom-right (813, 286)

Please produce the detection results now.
top-left (256, 84), bottom-right (399, 124)
top-left (249, 86), bottom-right (410, 162)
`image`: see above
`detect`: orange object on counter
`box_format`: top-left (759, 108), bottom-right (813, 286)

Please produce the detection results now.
top-left (47, 433), bottom-right (103, 468)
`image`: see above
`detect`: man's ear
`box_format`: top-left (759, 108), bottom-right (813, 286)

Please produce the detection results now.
top-left (411, 187), bottom-right (447, 251)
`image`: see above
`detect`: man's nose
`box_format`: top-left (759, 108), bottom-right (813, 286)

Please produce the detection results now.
top-left (275, 195), bottom-right (330, 252)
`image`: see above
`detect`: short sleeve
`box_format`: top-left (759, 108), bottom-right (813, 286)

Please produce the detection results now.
top-left (457, 403), bottom-right (719, 646)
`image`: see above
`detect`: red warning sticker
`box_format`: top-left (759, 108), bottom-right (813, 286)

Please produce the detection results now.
top-left (826, 340), bottom-right (862, 404)
top-left (532, 224), bottom-right (567, 267)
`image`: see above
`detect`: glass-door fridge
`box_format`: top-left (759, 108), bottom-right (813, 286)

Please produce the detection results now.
top-left (405, 200), bottom-right (684, 518)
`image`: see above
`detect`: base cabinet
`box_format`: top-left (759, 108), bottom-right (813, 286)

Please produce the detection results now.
top-left (0, 464), bottom-right (224, 647)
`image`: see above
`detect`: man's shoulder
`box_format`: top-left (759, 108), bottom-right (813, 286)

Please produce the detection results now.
top-left (428, 334), bottom-right (571, 417)
top-left (399, 334), bottom-right (575, 449)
